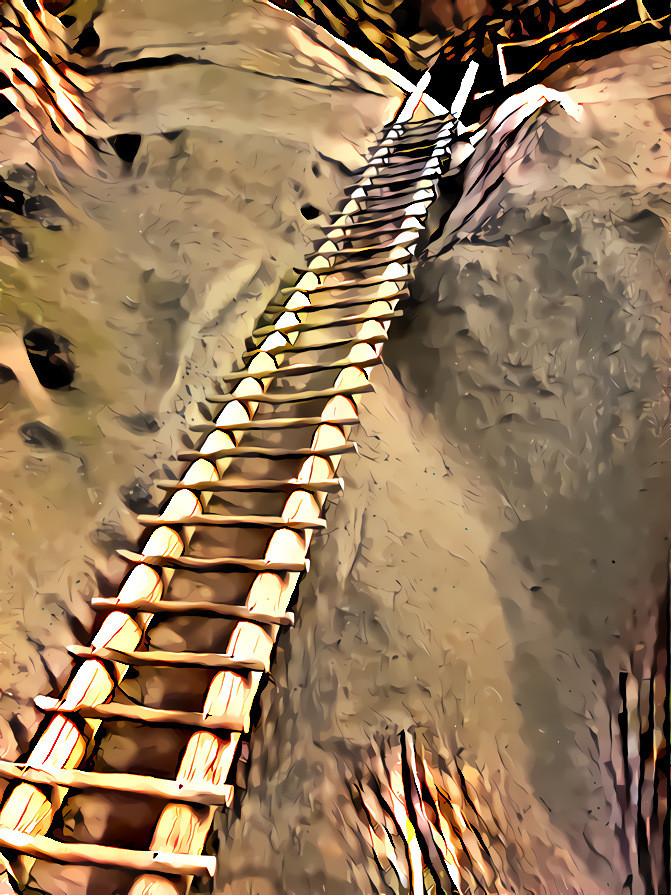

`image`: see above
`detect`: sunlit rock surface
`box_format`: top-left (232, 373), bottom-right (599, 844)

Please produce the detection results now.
top-left (0, 2), bottom-right (668, 893)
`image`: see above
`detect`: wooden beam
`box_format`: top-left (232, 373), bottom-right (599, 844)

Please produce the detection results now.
top-left (116, 549), bottom-right (307, 574)
top-left (153, 476), bottom-right (343, 495)
top-left (241, 333), bottom-right (387, 360)
top-left (252, 312), bottom-right (400, 338)
top-left (219, 355), bottom-right (382, 382)
top-left (330, 195), bottom-right (432, 219)
top-left (280, 274), bottom-right (412, 293)
top-left (67, 645), bottom-right (268, 673)
top-left (0, 761), bottom-right (233, 807)
top-left (91, 597), bottom-right (294, 626)
top-left (190, 415), bottom-right (358, 431)
top-left (34, 696), bottom-right (247, 733)
top-left (301, 254), bottom-right (413, 276)
top-left (304, 239), bottom-right (415, 259)
top-left (135, 513), bottom-right (326, 530)
top-left (176, 442), bottom-right (357, 462)
top-left (0, 828), bottom-right (216, 877)
top-left (205, 382), bottom-right (373, 405)
top-left (264, 294), bottom-right (406, 315)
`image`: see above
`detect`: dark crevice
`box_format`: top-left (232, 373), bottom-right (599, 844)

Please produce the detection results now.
top-left (23, 327), bottom-right (75, 390)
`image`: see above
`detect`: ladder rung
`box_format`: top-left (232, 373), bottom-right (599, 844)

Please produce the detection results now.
top-left (331, 211), bottom-right (429, 231)
top-left (331, 194), bottom-right (432, 219)
top-left (359, 158), bottom-right (442, 176)
top-left (356, 173), bottom-right (439, 191)
top-left (0, 759), bottom-right (234, 807)
top-left (354, 153), bottom-right (437, 173)
top-left (338, 201), bottom-right (431, 222)
top-left (242, 333), bottom-right (387, 361)
top-left (375, 137), bottom-right (447, 153)
top-left (34, 695), bottom-right (247, 733)
top-left (117, 549), bottom-right (307, 573)
top-left (395, 142), bottom-right (439, 154)
top-left (325, 206), bottom-right (420, 226)
top-left (253, 311), bottom-right (400, 339)
top-left (177, 442), bottom-right (357, 461)
top-left (136, 513), bottom-right (326, 530)
top-left (219, 355), bottom-right (382, 382)
top-left (329, 198), bottom-right (426, 220)
top-left (382, 114), bottom-right (450, 131)
top-left (280, 273), bottom-right (412, 294)
top-left (382, 121), bottom-right (450, 136)
top-left (381, 122), bottom-right (451, 140)
top-left (344, 167), bottom-right (439, 190)
top-left (191, 415), bottom-right (358, 432)
top-left (351, 150), bottom-right (441, 175)
top-left (264, 295), bottom-right (405, 315)
top-left (305, 239), bottom-right (415, 261)
top-left (326, 218), bottom-right (421, 237)
top-left (323, 209), bottom-right (425, 231)
top-left (206, 382), bottom-right (373, 405)
top-left (0, 828), bottom-right (217, 877)
top-left (68, 645), bottom-right (268, 673)
top-left (342, 179), bottom-right (435, 199)
top-left (154, 476), bottom-right (343, 495)
top-left (298, 253), bottom-right (413, 277)
top-left (92, 597), bottom-right (295, 626)
top-left (323, 216), bottom-right (419, 234)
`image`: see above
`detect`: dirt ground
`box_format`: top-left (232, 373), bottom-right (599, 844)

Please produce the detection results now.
top-left (0, 3), bottom-right (668, 894)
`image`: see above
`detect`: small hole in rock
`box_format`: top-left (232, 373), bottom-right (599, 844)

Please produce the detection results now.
top-left (300, 204), bottom-right (319, 220)
top-left (73, 24), bottom-right (100, 57)
top-left (110, 134), bottom-right (142, 166)
top-left (24, 327), bottom-right (75, 390)
top-left (0, 365), bottom-right (16, 385)
top-left (19, 421), bottom-right (64, 451)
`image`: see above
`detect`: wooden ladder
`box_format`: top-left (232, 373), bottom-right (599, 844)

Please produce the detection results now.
top-left (0, 110), bottom-right (455, 895)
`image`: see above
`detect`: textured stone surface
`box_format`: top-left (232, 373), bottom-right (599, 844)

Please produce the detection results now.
top-left (0, 5), bottom-right (668, 893)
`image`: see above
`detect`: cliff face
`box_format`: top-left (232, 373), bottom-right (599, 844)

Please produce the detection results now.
top-left (0, 3), bottom-right (668, 894)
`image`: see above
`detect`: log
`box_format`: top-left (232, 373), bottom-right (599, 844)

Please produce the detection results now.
top-left (34, 696), bottom-right (247, 733)
top-left (219, 355), bottom-right (382, 381)
top-left (253, 311), bottom-right (401, 338)
top-left (0, 761), bottom-right (233, 807)
top-left (205, 382), bottom-right (374, 404)
top-left (176, 442), bottom-right (357, 462)
top-left (135, 513), bottom-right (326, 530)
top-left (0, 828), bottom-right (216, 877)
top-left (242, 332), bottom-right (387, 360)
top-left (190, 415), bottom-right (359, 431)
top-left (153, 476), bottom-right (343, 494)
top-left (116, 550), bottom-right (307, 574)
top-left (91, 597), bottom-right (294, 626)
top-left (280, 273), bottom-right (412, 293)
top-left (67, 645), bottom-right (268, 673)
top-left (264, 294), bottom-right (405, 314)
top-left (303, 254), bottom-right (413, 276)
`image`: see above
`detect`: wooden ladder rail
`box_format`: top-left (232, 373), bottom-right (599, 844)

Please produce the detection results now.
top-left (125, 113), bottom-right (456, 895)
top-left (0, 111), bottom-right (454, 894)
